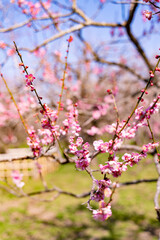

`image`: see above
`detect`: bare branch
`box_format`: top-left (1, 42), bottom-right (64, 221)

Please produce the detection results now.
top-left (24, 186), bottom-right (91, 198)
top-left (77, 33), bottom-right (146, 81)
top-left (52, 0), bottom-right (72, 10)
top-left (39, 0), bottom-right (62, 32)
top-left (72, 0), bottom-right (77, 9)
top-left (0, 19), bottom-right (34, 33)
top-left (119, 178), bottom-right (157, 187)
top-left (125, 3), bottom-right (153, 70)
top-left (0, 147), bottom-right (72, 164)
top-left (18, 19), bottom-right (124, 52)
top-left (30, 23), bottom-right (85, 52)
top-left (0, 13), bottom-right (72, 33)
top-left (112, 0), bottom-right (149, 4)
top-left (2, 178), bottom-right (157, 200)
top-left (0, 183), bottom-right (21, 197)
top-left (72, 4), bottom-right (91, 22)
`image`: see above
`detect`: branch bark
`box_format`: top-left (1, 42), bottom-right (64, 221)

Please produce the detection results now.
top-left (154, 153), bottom-right (160, 221)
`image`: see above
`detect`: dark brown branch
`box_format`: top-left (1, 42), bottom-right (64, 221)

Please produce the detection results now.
top-left (24, 186), bottom-right (91, 198)
top-left (6, 178), bottom-right (157, 199)
top-left (119, 178), bottom-right (157, 187)
top-left (92, 50), bottom-right (146, 81)
top-left (112, 0), bottom-right (149, 4)
top-left (125, 3), bottom-right (153, 70)
top-left (149, 0), bottom-right (160, 10)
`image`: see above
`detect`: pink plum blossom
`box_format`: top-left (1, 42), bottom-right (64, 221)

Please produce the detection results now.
top-left (143, 10), bottom-right (152, 20)
top-left (27, 127), bottom-right (42, 157)
top-left (92, 179), bottom-right (112, 202)
top-left (87, 126), bottom-right (100, 136)
top-left (99, 158), bottom-right (127, 177)
top-left (25, 74), bottom-right (35, 90)
top-left (93, 202), bottom-right (112, 221)
top-left (0, 41), bottom-right (6, 49)
top-left (11, 171), bottom-right (25, 188)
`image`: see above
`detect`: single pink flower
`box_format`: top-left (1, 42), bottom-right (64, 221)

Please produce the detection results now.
top-left (11, 171), bottom-right (24, 188)
top-left (143, 10), bottom-right (152, 20)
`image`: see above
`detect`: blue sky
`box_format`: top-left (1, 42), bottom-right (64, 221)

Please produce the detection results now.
top-left (0, 0), bottom-right (160, 83)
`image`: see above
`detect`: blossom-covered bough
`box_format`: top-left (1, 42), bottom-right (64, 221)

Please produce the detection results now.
top-left (0, 0), bottom-right (160, 223)
top-left (1, 35), bottom-right (160, 222)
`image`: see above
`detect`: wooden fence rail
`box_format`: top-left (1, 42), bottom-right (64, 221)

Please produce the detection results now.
top-left (0, 148), bottom-right (58, 180)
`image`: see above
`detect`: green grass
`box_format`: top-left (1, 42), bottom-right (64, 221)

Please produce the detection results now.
top-left (0, 156), bottom-right (159, 240)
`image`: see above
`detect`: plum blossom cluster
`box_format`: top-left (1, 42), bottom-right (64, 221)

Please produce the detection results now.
top-left (0, 41), bottom-right (6, 49)
top-left (91, 179), bottom-right (112, 202)
top-left (93, 138), bottom-right (123, 154)
top-left (142, 0), bottom-right (160, 21)
top-left (39, 100), bottom-right (82, 146)
top-left (143, 10), bottom-right (152, 20)
top-left (61, 100), bottom-right (81, 136)
top-left (87, 126), bottom-right (100, 136)
top-left (98, 141), bottom-right (159, 177)
top-left (92, 103), bottom-right (109, 120)
top-left (87, 91), bottom-right (160, 138)
top-left (111, 123), bottom-right (139, 140)
top-left (38, 128), bottom-right (54, 146)
top-left (93, 201), bottom-right (112, 221)
top-left (93, 139), bottom-right (110, 153)
top-left (11, 170), bottom-right (25, 188)
top-left (0, 40), bottom-right (15, 56)
top-left (122, 152), bottom-right (145, 166)
top-left (27, 127), bottom-right (42, 157)
top-left (104, 142), bottom-right (159, 173)
top-left (20, 58), bottom-right (84, 156)
top-left (142, 142), bottom-right (159, 153)
top-left (40, 104), bottom-right (58, 129)
top-left (99, 96), bottom-right (160, 146)
top-left (23, 69), bottom-right (83, 156)
top-left (25, 74), bottom-right (35, 91)
top-left (99, 157), bottom-right (127, 177)
top-left (135, 96), bottom-right (160, 121)
top-left (69, 136), bottom-right (91, 170)
top-left (11, 0), bottom-right (42, 18)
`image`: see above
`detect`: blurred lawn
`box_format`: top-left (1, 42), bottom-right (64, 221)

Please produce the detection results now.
top-left (0, 155), bottom-right (159, 240)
